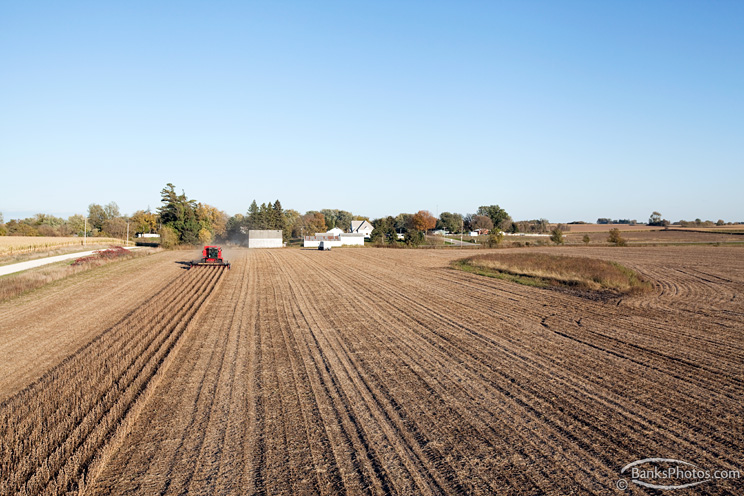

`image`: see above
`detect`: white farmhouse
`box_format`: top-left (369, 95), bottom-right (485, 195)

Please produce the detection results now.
top-left (350, 220), bottom-right (374, 238)
top-left (326, 227), bottom-right (344, 236)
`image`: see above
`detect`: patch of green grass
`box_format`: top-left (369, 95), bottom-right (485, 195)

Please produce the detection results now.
top-left (454, 252), bottom-right (652, 294)
top-left (453, 259), bottom-right (547, 287)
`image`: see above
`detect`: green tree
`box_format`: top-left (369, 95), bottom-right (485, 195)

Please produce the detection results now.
top-left (67, 214), bottom-right (87, 237)
top-left (273, 200), bottom-right (287, 238)
top-left (246, 200), bottom-right (260, 230)
top-left (336, 210), bottom-right (353, 232)
top-left (88, 204), bottom-right (107, 231)
top-left (157, 183), bottom-right (200, 244)
top-left (284, 209), bottom-right (302, 237)
top-left (257, 203), bottom-right (269, 229)
top-left (104, 202), bottom-right (120, 220)
top-left (395, 213), bottom-right (413, 232)
top-left (404, 230), bottom-right (425, 246)
top-left (320, 209), bottom-right (339, 230)
top-left (264, 202), bottom-right (278, 230)
top-left (550, 227), bottom-right (564, 245)
top-left (438, 212), bottom-right (463, 233)
top-left (477, 205), bottom-right (511, 230)
top-left (371, 217), bottom-right (397, 244)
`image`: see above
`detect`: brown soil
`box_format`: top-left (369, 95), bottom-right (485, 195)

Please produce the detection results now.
top-left (1, 246), bottom-right (742, 495)
top-left (0, 251), bottom-right (187, 401)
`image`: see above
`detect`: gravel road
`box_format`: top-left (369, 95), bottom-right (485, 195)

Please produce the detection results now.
top-left (0, 247), bottom-right (142, 277)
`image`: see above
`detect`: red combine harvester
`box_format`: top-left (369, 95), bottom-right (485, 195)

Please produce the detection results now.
top-left (190, 246), bottom-right (230, 269)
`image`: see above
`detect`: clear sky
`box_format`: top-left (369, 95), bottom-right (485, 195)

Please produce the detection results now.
top-left (1, 1), bottom-right (742, 222)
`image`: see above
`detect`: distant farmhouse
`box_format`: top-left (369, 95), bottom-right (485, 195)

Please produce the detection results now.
top-left (303, 222), bottom-right (367, 248)
top-left (350, 220), bottom-right (373, 237)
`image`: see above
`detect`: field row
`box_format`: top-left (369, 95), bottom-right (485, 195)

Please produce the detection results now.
top-left (0, 265), bottom-right (226, 495)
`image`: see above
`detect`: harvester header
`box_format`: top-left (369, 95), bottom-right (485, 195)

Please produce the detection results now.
top-left (190, 246), bottom-right (230, 269)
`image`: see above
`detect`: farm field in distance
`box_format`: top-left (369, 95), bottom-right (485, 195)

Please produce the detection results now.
top-left (0, 236), bottom-right (122, 256)
top-left (1, 246), bottom-right (742, 495)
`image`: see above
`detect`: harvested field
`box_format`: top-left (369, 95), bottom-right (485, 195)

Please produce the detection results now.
top-left (565, 229), bottom-right (743, 245)
top-left (1, 246), bottom-right (743, 495)
top-left (560, 224), bottom-right (744, 233)
top-left (0, 250), bottom-right (188, 400)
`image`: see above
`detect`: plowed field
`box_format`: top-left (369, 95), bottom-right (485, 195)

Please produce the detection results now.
top-left (1, 246), bottom-right (742, 495)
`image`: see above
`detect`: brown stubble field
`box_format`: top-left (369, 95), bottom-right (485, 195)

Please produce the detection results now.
top-left (1, 246), bottom-right (743, 495)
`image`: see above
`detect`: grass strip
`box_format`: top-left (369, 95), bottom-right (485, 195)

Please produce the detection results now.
top-left (454, 252), bottom-right (652, 294)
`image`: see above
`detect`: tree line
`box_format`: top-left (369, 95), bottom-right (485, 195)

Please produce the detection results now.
top-left (6, 189), bottom-right (738, 247)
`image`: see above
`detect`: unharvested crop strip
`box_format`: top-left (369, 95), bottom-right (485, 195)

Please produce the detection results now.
top-left (0, 267), bottom-right (225, 495)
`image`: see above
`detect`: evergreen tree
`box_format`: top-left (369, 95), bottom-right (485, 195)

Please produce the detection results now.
top-left (273, 200), bottom-right (288, 238)
top-left (259, 203), bottom-right (269, 229)
top-left (157, 183), bottom-right (200, 244)
top-left (247, 200), bottom-right (259, 230)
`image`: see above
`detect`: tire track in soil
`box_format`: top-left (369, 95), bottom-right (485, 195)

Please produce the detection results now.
top-left (303, 258), bottom-right (560, 492)
top-left (268, 251), bottom-right (446, 495)
top-left (276, 253), bottom-right (530, 495)
top-left (262, 252), bottom-right (346, 495)
top-left (264, 252), bottom-right (389, 494)
top-left (293, 249), bottom-right (743, 493)
top-left (86, 261), bottom-right (247, 496)
top-left (344, 250), bottom-right (744, 428)
top-left (7, 267), bottom-right (219, 494)
top-left (292, 252), bottom-right (606, 494)
top-left (387, 251), bottom-right (744, 464)
top-left (264, 254), bottom-right (413, 494)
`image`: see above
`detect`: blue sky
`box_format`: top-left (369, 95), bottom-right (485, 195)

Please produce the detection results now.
top-left (1, 1), bottom-right (742, 222)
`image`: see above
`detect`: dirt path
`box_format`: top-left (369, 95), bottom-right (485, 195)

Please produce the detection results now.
top-left (0, 246), bottom-right (146, 277)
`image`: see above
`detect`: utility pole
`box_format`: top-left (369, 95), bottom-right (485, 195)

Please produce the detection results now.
top-left (84, 217), bottom-right (87, 246)
top-left (126, 222), bottom-right (130, 247)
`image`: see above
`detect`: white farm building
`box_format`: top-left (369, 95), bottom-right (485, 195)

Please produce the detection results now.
top-left (304, 231), bottom-right (365, 248)
top-left (247, 230), bottom-right (283, 248)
